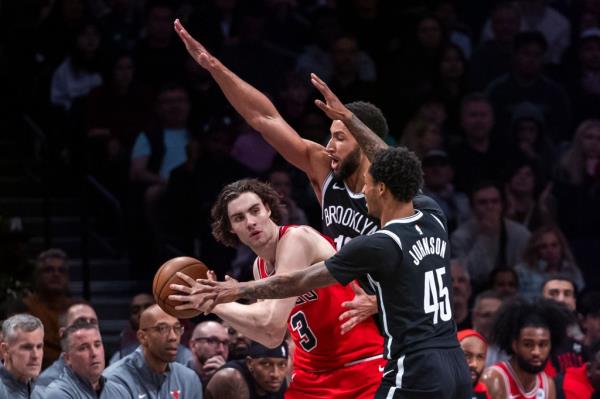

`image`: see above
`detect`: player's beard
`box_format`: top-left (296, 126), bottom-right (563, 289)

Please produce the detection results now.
top-left (470, 367), bottom-right (482, 387)
top-left (516, 354), bottom-right (548, 374)
top-left (334, 146), bottom-right (361, 181)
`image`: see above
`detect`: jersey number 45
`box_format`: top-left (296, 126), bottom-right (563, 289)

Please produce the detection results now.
top-left (424, 267), bottom-right (452, 325)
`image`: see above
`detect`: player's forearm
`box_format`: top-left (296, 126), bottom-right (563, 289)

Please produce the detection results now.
top-left (207, 61), bottom-right (281, 130)
top-left (341, 113), bottom-right (388, 161)
top-left (238, 262), bottom-right (336, 301)
top-left (212, 303), bottom-right (285, 346)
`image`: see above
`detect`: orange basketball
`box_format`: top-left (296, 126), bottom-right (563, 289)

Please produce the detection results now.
top-left (152, 256), bottom-right (209, 319)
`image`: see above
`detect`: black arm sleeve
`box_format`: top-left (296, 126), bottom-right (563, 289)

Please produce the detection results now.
top-left (325, 233), bottom-right (402, 286)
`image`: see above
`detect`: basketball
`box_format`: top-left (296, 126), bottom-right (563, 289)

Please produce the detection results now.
top-left (153, 256), bottom-right (209, 319)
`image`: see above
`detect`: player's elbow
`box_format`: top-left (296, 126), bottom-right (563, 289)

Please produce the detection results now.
top-left (260, 320), bottom-right (287, 348)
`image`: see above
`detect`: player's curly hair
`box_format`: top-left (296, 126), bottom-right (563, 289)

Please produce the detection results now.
top-left (369, 147), bottom-right (423, 202)
top-left (346, 101), bottom-right (389, 139)
top-left (489, 298), bottom-right (571, 355)
top-left (211, 179), bottom-right (282, 247)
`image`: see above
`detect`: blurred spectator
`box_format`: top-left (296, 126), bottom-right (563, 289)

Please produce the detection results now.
top-left (187, 320), bottom-right (230, 387)
top-left (579, 291), bottom-right (600, 350)
top-left (471, 290), bottom-right (504, 343)
top-left (103, 305), bottom-right (202, 397)
top-left (503, 159), bottom-right (555, 230)
top-left (37, 302), bottom-right (99, 387)
top-left (481, 0), bottom-right (571, 64)
top-left (132, 0), bottom-right (185, 89)
top-left (224, 323), bottom-right (252, 361)
top-left (205, 341), bottom-right (289, 399)
top-left (276, 72), bottom-right (312, 128)
top-left (449, 93), bottom-right (503, 192)
top-left (457, 329), bottom-right (490, 399)
top-left (487, 31), bottom-right (571, 142)
top-left (422, 150), bottom-right (471, 233)
top-left (489, 267), bottom-right (519, 299)
top-left (451, 182), bottom-right (531, 289)
top-left (566, 29), bottom-right (600, 126)
top-left (18, 249), bottom-right (75, 369)
top-left (506, 102), bottom-right (557, 177)
top-left (540, 275), bottom-right (586, 375)
top-left (36, 320), bottom-right (126, 398)
top-left (219, 8), bottom-right (293, 94)
top-left (470, 3), bottom-right (522, 89)
top-left (187, 0), bottom-right (242, 54)
top-left (263, 0), bottom-right (310, 55)
top-left (482, 299), bottom-right (569, 398)
top-left (428, 44), bottom-right (469, 132)
top-left (326, 34), bottom-right (379, 104)
top-left (129, 83), bottom-right (194, 265)
top-left (269, 169), bottom-right (308, 226)
top-left (433, 1), bottom-right (473, 59)
top-left (559, 341), bottom-right (600, 399)
top-left (451, 260), bottom-right (473, 330)
top-left (0, 314), bottom-right (44, 398)
top-left (471, 290), bottom-right (507, 368)
top-left (554, 119), bottom-right (600, 288)
top-left (50, 19), bottom-right (103, 111)
top-left (231, 124), bottom-right (278, 175)
top-left (515, 226), bottom-right (584, 302)
top-left (85, 52), bottom-right (149, 198)
top-left (99, 0), bottom-right (145, 52)
top-left (110, 292), bottom-right (152, 362)
top-left (399, 117), bottom-right (444, 159)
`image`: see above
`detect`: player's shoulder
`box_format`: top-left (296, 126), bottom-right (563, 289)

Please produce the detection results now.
top-left (280, 225), bottom-right (324, 245)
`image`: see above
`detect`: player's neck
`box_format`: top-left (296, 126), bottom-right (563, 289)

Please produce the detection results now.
top-left (509, 357), bottom-right (538, 393)
top-left (344, 160), bottom-right (370, 193)
top-left (251, 221), bottom-right (280, 267)
top-left (379, 199), bottom-right (415, 226)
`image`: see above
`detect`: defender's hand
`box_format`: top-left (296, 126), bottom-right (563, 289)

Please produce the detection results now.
top-left (339, 282), bottom-right (378, 335)
top-left (311, 73), bottom-right (353, 122)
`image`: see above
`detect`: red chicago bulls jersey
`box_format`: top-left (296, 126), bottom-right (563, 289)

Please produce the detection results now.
top-left (255, 225), bottom-right (383, 372)
top-left (490, 361), bottom-right (550, 399)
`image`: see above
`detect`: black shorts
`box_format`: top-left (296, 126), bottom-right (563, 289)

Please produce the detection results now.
top-left (374, 347), bottom-right (472, 399)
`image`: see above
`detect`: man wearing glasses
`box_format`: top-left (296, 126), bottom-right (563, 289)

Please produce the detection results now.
top-left (187, 321), bottom-right (229, 387)
top-left (103, 304), bottom-right (202, 398)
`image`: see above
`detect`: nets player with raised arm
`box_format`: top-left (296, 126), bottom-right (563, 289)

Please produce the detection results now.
top-left (173, 19), bottom-right (388, 331)
top-left (174, 147), bottom-right (472, 398)
top-left (171, 179), bottom-right (385, 398)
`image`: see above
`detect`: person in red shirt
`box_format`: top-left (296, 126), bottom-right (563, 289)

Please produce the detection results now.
top-left (458, 329), bottom-right (491, 399)
top-left (561, 341), bottom-right (600, 399)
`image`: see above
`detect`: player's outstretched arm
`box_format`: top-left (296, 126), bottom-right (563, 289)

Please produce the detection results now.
top-left (311, 73), bottom-right (388, 161)
top-left (174, 19), bottom-right (330, 191)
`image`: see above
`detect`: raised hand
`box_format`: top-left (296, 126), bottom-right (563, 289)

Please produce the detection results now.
top-left (173, 19), bottom-right (215, 70)
top-left (311, 73), bottom-right (352, 122)
top-left (339, 281), bottom-right (378, 335)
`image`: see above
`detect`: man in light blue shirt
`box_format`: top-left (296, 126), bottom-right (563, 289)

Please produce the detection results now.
top-left (103, 305), bottom-right (202, 398)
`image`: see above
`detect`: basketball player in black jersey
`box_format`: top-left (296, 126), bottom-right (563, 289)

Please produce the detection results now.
top-left (176, 147), bottom-right (472, 398)
top-left (174, 19), bottom-right (387, 332)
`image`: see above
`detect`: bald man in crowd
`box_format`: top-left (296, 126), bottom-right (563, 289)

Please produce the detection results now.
top-left (37, 302), bottom-right (99, 387)
top-left (0, 314), bottom-right (44, 398)
top-left (103, 304), bottom-right (202, 398)
top-left (187, 320), bottom-right (230, 387)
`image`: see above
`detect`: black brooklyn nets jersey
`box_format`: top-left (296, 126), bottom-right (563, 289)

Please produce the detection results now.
top-left (321, 172), bottom-right (380, 249)
top-left (325, 194), bottom-right (458, 360)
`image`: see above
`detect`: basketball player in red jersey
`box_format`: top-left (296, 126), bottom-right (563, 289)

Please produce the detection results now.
top-left (171, 179), bottom-right (385, 398)
top-left (174, 19), bottom-right (387, 333)
top-left (481, 300), bottom-right (570, 399)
